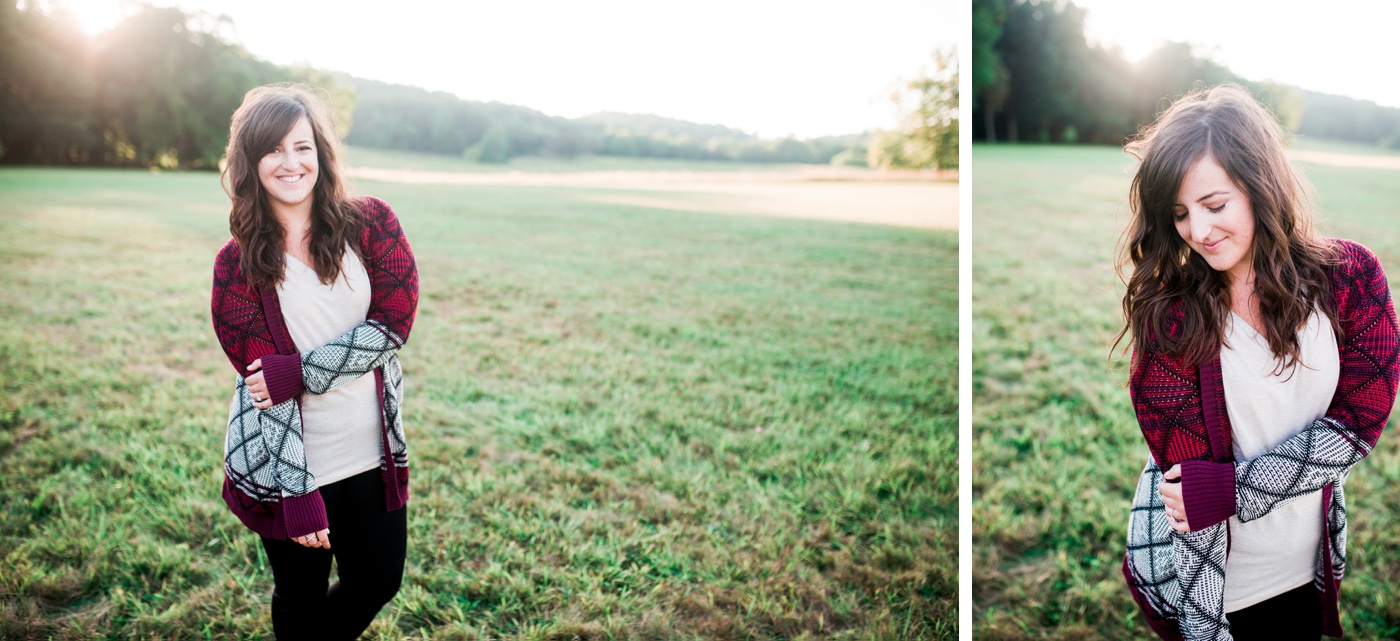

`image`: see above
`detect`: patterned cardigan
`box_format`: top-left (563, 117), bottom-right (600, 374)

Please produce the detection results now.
top-left (211, 196), bottom-right (419, 540)
top-left (1122, 239), bottom-right (1399, 641)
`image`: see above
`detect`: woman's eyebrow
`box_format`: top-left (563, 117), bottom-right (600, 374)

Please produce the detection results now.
top-left (1195, 190), bottom-right (1228, 203)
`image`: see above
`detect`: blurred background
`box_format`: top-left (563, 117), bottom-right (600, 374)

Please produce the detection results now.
top-left (973, 0), bottom-right (1400, 148)
top-left (1, 0), bottom-right (958, 172)
top-left (972, 1), bottom-right (1400, 639)
top-left (0, 0), bottom-right (959, 638)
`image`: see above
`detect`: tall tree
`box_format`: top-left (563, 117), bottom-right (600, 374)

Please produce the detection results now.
top-left (972, 0), bottom-right (1010, 142)
top-left (997, 0), bottom-right (1094, 143)
top-left (870, 49), bottom-right (958, 170)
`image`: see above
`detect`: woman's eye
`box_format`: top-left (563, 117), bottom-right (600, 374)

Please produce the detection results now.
top-left (1207, 204), bottom-right (1226, 214)
top-left (297, 146), bottom-right (313, 152)
top-left (1173, 211), bottom-right (1188, 222)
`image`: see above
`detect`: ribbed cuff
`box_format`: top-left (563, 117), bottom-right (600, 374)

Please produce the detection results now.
top-left (260, 352), bottom-right (304, 404)
top-left (1180, 459), bottom-right (1237, 529)
top-left (280, 490), bottom-right (328, 539)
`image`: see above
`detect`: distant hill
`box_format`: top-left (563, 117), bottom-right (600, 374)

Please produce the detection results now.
top-left (1296, 90), bottom-right (1400, 148)
top-left (338, 75), bottom-right (869, 165)
top-left (575, 112), bottom-right (757, 141)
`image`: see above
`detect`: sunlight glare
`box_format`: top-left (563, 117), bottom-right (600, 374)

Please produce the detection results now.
top-left (57, 0), bottom-right (127, 36)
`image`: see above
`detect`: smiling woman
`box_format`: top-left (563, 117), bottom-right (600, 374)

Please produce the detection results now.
top-left (211, 84), bottom-right (419, 639)
top-left (1115, 83), bottom-right (1400, 641)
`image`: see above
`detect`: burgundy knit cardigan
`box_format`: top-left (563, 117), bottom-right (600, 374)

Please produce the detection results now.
top-left (1123, 238), bottom-right (1399, 640)
top-left (211, 196), bottom-right (419, 539)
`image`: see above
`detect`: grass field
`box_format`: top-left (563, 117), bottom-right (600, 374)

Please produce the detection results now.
top-left (972, 143), bottom-right (1400, 639)
top-left (0, 162), bottom-right (957, 639)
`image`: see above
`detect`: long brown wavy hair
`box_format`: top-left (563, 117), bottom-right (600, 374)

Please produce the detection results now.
top-left (222, 84), bottom-right (362, 290)
top-left (1115, 83), bottom-right (1338, 372)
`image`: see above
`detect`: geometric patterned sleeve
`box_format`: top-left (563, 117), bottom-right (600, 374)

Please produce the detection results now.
top-left (213, 240), bottom-right (328, 537)
top-left (210, 239), bottom-right (282, 377)
top-left (1170, 521), bottom-right (1232, 641)
top-left (257, 196), bottom-right (420, 402)
top-left (1129, 308), bottom-right (1215, 470)
top-left (1229, 239), bottom-right (1399, 522)
top-left (1128, 310), bottom-right (1235, 640)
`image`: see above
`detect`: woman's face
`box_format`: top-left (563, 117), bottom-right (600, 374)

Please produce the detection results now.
top-left (1173, 153), bottom-right (1255, 282)
top-left (257, 116), bottom-right (319, 214)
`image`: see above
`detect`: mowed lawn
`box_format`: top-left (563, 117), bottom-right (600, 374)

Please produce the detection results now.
top-left (0, 165), bottom-right (957, 639)
top-left (972, 144), bottom-right (1400, 639)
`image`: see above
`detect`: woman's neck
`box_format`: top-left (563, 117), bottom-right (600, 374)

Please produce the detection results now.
top-left (274, 203), bottom-right (313, 262)
top-left (1229, 266), bottom-right (1264, 335)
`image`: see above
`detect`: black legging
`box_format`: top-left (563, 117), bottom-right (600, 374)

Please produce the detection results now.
top-left (1227, 582), bottom-right (1323, 641)
top-left (260, 467), bottom-right (407, 640)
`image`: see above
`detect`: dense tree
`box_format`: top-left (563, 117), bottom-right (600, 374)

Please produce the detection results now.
top-left (465, 125), bottom-right (511, 163)
top-left (0, 2), bottom-right (351, 169)
top-left (0, 2), bottom-right (916, 169)
top-left (1295, 90), bottom-right (1400, 147)
top-left (870, 49), bottom-right (958, 169)
top-left (970, 0), bottom-right (1359, 147)
top-left (0, 1), bottom-right (99, 164)
top-left (972, 0), bottom-right (1010, 142)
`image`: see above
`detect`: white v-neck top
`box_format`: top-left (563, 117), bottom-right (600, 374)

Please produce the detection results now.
top-left (1220, 307), bottom-right (1338, 612)
top-left (276, 248), bottom-right (383, 486)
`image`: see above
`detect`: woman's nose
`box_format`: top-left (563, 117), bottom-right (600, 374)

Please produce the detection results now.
top-left (1189, 212), bottom-right (1212, 241)
top-left (280, 153), bottom-right (299, 169)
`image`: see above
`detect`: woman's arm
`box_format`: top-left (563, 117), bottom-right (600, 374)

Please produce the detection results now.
top-left (1180, 240), bottom-right (1400, 528)
top-left (1128, 307), bottom-right (1216, 471)
top-left (213, 242), bottom-right (329, 538)
top-left (256, 197), bottom-right (420, 404)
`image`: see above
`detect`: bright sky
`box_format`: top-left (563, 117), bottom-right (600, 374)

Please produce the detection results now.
top-left (1073, 0), bottom-right (1400, 110)
top-left (57, 0), bottom-right (956, 140)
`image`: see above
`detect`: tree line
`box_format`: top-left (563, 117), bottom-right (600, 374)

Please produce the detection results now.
top-left (972, 0), bottom-right (1400, 148)
top-left (0, 3), bottom-right (352, 169)
top-left (0, 2), bottom-right (955, 170)
top-left (343, 75), bottom-right (872, 165)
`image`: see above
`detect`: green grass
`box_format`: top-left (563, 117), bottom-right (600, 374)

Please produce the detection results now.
top-left (0, 167), bottom-right (957, 639)
top-left (972, 143), bottom-right (1400, 639)
top-left (343, 146), bottom-right (816, 174)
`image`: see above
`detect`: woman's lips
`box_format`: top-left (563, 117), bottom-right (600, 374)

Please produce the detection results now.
top-left (1201, 238), bottom-right (1225, 252)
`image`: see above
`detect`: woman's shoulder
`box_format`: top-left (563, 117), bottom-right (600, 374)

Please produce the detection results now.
top-left (1323, 237), bottom-right (1386, 282)
top-left (214, 237), bottom-right (243, 273)
top-left (355, 195), bottom-right (398, 225)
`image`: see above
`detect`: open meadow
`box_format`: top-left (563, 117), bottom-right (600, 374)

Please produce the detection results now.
top-left (972, 144), bottom-right (1400, 639)
top-left (0, 155), bottom-right (957, 640)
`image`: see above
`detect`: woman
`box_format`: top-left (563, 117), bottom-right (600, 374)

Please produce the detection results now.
top-left (1116, 84), bottom-right (1399, 640)
top-left (211, 84), bottom-right (419, 638)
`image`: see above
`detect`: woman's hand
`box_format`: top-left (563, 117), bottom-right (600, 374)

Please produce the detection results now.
top-left (1158, 464), bottom-right (1191, 532)
top-left (294, 528), bottom-right (331, 549)
top-left (245, 359), bottom-right (273, 409)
